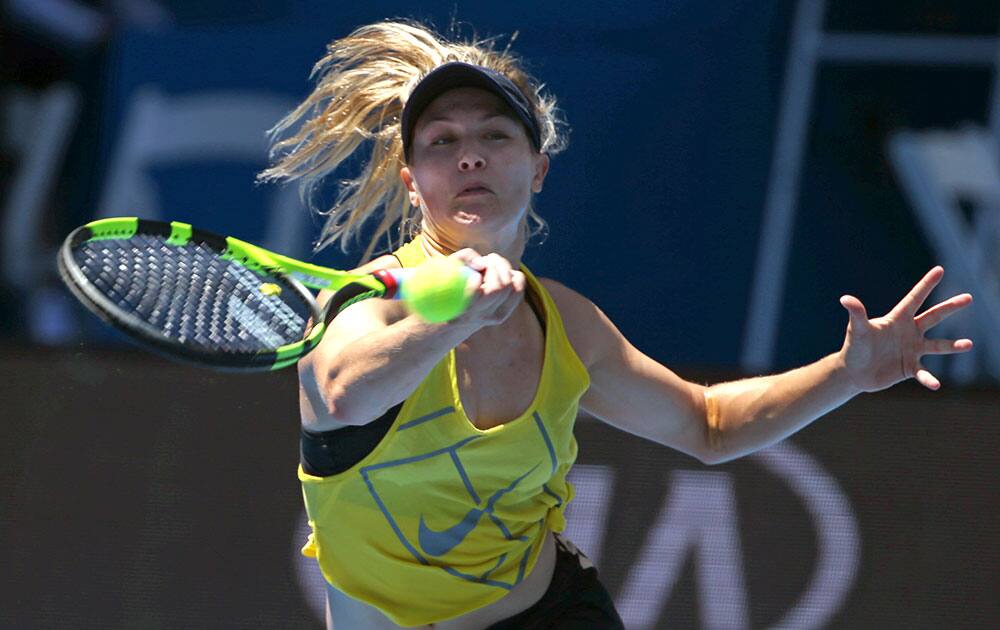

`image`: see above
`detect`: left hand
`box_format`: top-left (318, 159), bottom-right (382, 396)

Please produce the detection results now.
top-left (838, 266), bottom-right (974, 392)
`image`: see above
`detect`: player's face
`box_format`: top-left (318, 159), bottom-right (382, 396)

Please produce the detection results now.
top-left (401, 87), bottom-right (548, 247)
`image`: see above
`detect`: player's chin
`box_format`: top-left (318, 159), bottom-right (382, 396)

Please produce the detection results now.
top-left (450, 205), bottom-right (491, 224)
top-left (449, 202), bottom-right (523, 232)
top-left (450, 211), bottom-right (483, 227)
top-left (452, 199), bottom-right (513, 218)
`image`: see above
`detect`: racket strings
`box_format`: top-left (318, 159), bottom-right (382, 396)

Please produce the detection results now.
top-left (75, 235), bottom-right (311, 354)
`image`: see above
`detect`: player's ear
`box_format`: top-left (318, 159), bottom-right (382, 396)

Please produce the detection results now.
top-left (400, 167), bottom-right (422, 207)
top-left (531, 153), bottom-right (549, 194)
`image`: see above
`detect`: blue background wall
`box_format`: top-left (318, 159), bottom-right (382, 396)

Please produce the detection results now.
top-left (2, 3), bottom-right (998, 628)
top-left (12, 0), bottom-right (985, 376)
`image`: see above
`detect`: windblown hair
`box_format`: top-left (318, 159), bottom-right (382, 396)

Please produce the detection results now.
top-left (257, 20), bottom-right (568, 262)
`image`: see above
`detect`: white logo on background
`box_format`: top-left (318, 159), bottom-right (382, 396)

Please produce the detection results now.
top-left (293, 440), bottom-right (859, 628)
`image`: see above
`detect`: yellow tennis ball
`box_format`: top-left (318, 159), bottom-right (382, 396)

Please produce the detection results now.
top-left (401, 257), bottom-right (474, 323)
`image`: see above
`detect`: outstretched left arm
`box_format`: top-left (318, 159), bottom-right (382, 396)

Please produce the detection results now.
top-left (548, 266), bottom-right (974, 465)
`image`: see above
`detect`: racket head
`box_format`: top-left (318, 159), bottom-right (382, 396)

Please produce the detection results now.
top-left (59, 217), bottom-right (333, 371)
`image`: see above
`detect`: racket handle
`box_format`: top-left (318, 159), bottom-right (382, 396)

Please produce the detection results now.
top-left (372, 268), bottom-right (410, 299)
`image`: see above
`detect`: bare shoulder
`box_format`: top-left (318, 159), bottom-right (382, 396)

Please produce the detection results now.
top-left (353, 253), bottom-right (401, 275)
top-left (316, 253), bottom-right (401, 300)
top-left (315, 253), bottom-right (407, 322)
top-left (536, 277), bottom-right (611, 368)
top-left (536, 277), bottom-right (591, 314)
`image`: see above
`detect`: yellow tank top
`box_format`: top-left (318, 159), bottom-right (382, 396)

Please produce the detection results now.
top-left (298, 236), bottom-right (590, 626)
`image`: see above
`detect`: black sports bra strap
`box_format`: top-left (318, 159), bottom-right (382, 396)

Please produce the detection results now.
top-left (300, 403), bottom-right (402, 477)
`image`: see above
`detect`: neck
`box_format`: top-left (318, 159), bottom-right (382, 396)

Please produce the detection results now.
top-left (419, 224), bottom-right (526, 268)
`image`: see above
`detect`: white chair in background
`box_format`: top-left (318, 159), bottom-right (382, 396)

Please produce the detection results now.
top-left (97, 86), bottom-right (307, 256)
top-left (888, 126), bottom-right (1000, 382)
top-left (1, 83), bottom-right (82, 289)
top-left (741, 0), bottom-right (1000, 382)
top-left (0, 84), bottom-right (83, 344)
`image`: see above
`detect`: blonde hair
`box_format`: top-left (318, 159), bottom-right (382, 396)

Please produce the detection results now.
top-left (256, 20), bottom-right (568, 262)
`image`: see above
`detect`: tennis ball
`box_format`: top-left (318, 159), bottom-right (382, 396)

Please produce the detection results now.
top-left (401, 257), bottom-right (474, 323)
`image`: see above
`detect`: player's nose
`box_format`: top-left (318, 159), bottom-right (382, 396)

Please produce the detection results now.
top-left (458, 152), bottom-right (485, 171)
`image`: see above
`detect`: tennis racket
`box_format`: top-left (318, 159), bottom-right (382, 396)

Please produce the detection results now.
top-left (58, 217), bottom-right (416, 372)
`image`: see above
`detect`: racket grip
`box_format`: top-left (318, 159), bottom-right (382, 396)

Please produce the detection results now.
top-left (373, 268), bottom-right (411, 299)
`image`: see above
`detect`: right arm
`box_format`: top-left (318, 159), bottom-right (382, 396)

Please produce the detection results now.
top-left (299, 250), bottom-right (524, 431)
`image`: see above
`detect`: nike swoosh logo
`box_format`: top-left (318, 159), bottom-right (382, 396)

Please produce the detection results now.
top-left (417, 465), bottom-right (540, 557)
top-left (418, 507), bottom-right (485, 557)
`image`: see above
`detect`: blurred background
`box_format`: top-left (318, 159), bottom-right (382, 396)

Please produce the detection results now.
top-left (1, 0), bottom-right (997, 628)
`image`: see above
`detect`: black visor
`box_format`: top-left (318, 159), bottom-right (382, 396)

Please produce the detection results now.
top-left (401, 61), bottom-right (542, 160)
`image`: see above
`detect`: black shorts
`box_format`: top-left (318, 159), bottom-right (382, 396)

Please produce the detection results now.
top-left (486, 535), bottom-right (625, 630)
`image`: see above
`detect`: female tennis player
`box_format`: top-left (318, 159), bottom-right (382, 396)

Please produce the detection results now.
top-left (258, 21), bottom-right (974, 630)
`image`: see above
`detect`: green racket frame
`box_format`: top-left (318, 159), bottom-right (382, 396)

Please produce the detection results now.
top-left (59, 217), bottom-right (400, 371)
